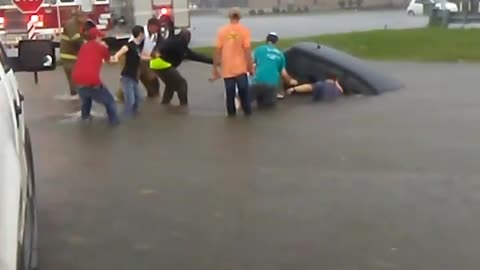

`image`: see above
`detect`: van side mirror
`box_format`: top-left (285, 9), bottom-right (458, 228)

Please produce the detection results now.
top-left (17, 39), bottom-right (56, 72)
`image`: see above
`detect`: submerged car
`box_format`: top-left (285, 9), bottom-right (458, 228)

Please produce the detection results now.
top-left (284, 42), bottom-right (405, 96)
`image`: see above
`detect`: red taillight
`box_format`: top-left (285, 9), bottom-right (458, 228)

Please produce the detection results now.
top-left (160, 7), bottom-right (168, 15)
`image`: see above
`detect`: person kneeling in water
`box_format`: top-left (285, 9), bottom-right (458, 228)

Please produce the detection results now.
top-left (250, 32), bottom-right (297, 108)
top-left (286, 73), bottom-right (343, 101)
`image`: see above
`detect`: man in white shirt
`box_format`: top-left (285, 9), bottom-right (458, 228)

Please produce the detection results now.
top-left (117, 18), bottom-right (161, 101)
top-left (137, 18), bottom-right (159, 56)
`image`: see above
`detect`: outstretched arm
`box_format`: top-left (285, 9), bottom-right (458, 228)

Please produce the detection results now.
top-left (212, 29), bottom-right (224, 80)
top-left (185, 48), bottom-right (213, 64)
top-left (282, 69), bottom-right (298, 86)
top-left (212, 48), bottom-right (222, 80)
top-left (112, 45), bottom-right (129, 62)
top-left (286, 83), bottom-right (314, 94)
top-left (243, 29), bottom-right (253, 74)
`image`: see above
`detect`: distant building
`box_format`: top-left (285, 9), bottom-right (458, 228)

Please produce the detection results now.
top-left (214, 0), bottom-right (406, 10)
top-left (215, 0), bottom-right (247, 7)
top-left (214, 0), bottom-right (310, 9)
top-left (247, 0), bottom-right (314, 9)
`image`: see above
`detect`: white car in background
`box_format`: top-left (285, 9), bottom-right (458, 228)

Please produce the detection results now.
top-left (407, 0), bottom-right (459, 15)
top-left (0, 39), bottom-right (55, 270)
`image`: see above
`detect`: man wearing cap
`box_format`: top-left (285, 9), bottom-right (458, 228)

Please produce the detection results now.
top-left (250, 32), bottom-right (297, 108)
top-left (72, 27), bottom-right (120, 126)
top-left (212, 7), bottom-right (253, 116)
top-left (59, 8), bottom-right (87, 100)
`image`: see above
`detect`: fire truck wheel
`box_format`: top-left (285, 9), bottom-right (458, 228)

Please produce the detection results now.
top-left (158, 17), bottom-right (174, 40)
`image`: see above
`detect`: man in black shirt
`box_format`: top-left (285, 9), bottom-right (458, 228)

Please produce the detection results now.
top-left (151, 29), bottom-right (212, 106)
top-left (116, 18), bottom-right (161, 103)
top-left (112, 25), bottom-right (149, 116)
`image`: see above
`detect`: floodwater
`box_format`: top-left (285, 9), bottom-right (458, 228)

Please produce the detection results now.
top-left (19, 61), bottom-right (480, 270)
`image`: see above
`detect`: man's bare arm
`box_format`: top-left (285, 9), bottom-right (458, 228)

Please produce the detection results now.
top-left (282, 69), bottom-right (298, 85)
top-left (112, 45), bottom-right (129, 62)
top-left (211, 47), bottom-right (222, 79)
top-left (213, 47), bottom-right (221, 67)
top-left (287, 83), bottom-right (314, 94)
top-left (244, 47), bottom-right (253, 74)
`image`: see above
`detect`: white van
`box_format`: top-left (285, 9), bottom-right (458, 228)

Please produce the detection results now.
top-left (0, 39), bottom-right (55, 270)
top-left (406, 0), bottom-right (458, 15)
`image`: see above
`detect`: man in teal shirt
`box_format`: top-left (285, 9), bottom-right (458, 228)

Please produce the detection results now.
top-left (251, 32), bottom-right (297, 108)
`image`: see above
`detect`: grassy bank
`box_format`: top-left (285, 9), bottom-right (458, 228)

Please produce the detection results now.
top-left (195, 28), bottom-right (480, 62)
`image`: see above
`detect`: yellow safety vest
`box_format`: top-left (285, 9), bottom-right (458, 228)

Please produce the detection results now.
top-left (59, 53), bottom-right (78, 60)
top-left (149, 57), bottom-right (172, 70)
top-left (59, 19), bottom-right (84, 60)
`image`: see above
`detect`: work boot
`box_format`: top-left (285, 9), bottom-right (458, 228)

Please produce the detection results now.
top-left (147, 92), bottom-right (160, 99)
top-left (55, 93), bottom-right (80, 101)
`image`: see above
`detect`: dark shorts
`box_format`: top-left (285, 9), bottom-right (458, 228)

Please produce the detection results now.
top-left (312, 81), bottom-right (342, 102)
top-left (250, 83), bottom-right (277, 108)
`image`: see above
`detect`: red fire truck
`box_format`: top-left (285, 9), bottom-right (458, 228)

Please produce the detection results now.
top-left (0, 0), bottom-right (191, 47)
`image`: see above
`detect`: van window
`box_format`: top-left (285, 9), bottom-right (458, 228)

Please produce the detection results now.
top-left (308, 61), bottom-right (330, 81)
top-left (343, 75), bottom-right (372, 95)
top-left (315, 62), bottom-right (345, 81)
top-left (286, 52), bottom-right (346, 84)
top-left (285, 53), bottom-right (306, 81)
top-left (0, 44), bottom-right (11, 73)
top-left (286, 53), bottom-right (321, 83)
top-left (59, 0), bottom-right (75, 3)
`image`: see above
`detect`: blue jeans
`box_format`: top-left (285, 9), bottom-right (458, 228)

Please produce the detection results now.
top-left (77, 85), bottom-right (120, 125)
top-left (121, 76), bottom-right (141, 116)
top-left (223, 73), bottom-right (251, 116)
top-left (312, 81), bottom-right (342, 102)
top-left (249, 83), bottom-right (277, 109)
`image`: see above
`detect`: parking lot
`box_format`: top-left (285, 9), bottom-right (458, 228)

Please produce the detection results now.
top-left (189, 11), bottom-right (428, 46)
top-left (19, 61), bottom-right (480, 270)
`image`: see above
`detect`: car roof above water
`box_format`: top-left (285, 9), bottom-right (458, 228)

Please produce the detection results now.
top-left (285, 42), bottom-right (405, 94)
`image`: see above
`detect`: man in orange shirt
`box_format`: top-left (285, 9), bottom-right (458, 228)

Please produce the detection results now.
top-left (212, 7), bottom-right (253, 116)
